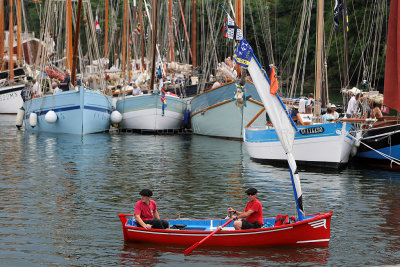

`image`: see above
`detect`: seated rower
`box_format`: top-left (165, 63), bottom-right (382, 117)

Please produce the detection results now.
top-left (134, 189), bottom-right (169, 230)
top-left (228, 188), bottom-right (264, 230)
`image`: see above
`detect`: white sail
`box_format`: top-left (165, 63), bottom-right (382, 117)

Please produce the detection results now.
top-left (247, 57), bottom-right (305, 219)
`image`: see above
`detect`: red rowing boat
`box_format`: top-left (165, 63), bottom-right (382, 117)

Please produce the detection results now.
top-left (118, 212), bottom-right (332, 247)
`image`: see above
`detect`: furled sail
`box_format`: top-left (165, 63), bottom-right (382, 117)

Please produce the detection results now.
top-left (247, 56), bottom-right (305, 221)
top-left (384, 0), bottom-right (400, 111)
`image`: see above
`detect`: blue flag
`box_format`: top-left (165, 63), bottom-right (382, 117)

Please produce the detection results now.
top-left (233, 39), bottom-right (253, 68)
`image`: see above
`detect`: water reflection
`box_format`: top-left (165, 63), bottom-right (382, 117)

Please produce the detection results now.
top-left (121, 241), bottom-right (330, 266)
top-left (1, 115), bottom-right (400, 266)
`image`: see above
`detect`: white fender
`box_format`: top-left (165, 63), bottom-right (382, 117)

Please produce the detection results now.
top-left (29, 113), bottom-right (37, 127)
top-left (110, 110), bottom-right (123, 124)
top-left (45, 110), bottom-right (57, 123)
top-left (16, 108), bottom-right (25, 128)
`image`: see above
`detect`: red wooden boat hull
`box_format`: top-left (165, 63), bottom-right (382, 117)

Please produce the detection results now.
top-left (118, 212), bottom-right (332, 247)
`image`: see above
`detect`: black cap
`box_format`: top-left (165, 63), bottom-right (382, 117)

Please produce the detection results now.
top-left (245, 188), bottom-right (258, 195)
top-left (140, 189), bottom-right (153, 197)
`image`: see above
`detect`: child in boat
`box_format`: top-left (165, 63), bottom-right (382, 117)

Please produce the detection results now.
top-left (134, 189), bottom-right (169, 230)
top-left (228, 188), bottom-right (264, 230)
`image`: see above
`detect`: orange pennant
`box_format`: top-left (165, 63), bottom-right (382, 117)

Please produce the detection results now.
top-left (270, 67), bottom-right (278, 95)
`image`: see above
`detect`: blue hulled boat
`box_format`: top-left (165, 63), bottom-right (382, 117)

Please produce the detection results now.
top-left (190, 81), bottom-right (266, 140)
top-left (23, 87), bottom-right (112, 134)
top-left (116, 93), bottom-right (187, 131)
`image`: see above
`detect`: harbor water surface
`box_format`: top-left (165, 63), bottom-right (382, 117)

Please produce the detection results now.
top-left (0, 115), bottom-right (399, 266)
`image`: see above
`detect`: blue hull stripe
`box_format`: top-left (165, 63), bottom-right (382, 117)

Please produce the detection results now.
top-left (25, 105), bottom-right (111, 119)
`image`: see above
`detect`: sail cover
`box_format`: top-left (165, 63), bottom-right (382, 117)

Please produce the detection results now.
top-left (384, 0), bottom-right (400, 111)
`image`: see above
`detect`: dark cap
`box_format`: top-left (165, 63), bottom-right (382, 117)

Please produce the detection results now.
top-left (139, 189), bottom-right (153, 197)
top-left (245, 188), bottom-right (258, 195)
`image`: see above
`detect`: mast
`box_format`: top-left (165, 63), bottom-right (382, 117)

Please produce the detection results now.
top-left (104, 0), bottom-right (109, 59)
top-left (0, 0), bottom-right (4, 70)
top-left (169, 0), bottom-right (174, 62)
top-left (66, 0), bottom-right (73, 70)
top-left (139, 0), bottom-right (145, 71)
top-left (342, 0), bottom-right (349, 89)
top-left (234, 0), bottom-right (242, 76)
top-left (8, 0), bottom-right (14, 79)
top-left (149, 0), bottom-right (157, 92)
top-left (121, 0), bottom-right (128, 76)
top-left (314, 0), bottom-right (324, 119)
top-left (191, 0), bottom-right (197, 67)
top-left (71, 0), bottom-right (83, 86)
top-left (16, 0), bottom-right (22, 66)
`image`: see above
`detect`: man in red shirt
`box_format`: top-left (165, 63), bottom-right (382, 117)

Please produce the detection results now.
top-left (228, 188), bottom-right (264, 230)
top-left (134, 189), bottom-right (169, 229)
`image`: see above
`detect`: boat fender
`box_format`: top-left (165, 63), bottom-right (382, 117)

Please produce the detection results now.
top-left (110, 110), bottom-right (123, 124)
top-left (29, 113), bottom-right (38, 127)
top-left (354, 131), bottom-right (362, 147)
top-left (45, 110), bottom-right (57, 123)
top-left (16, 108), bottom-right (25, 129)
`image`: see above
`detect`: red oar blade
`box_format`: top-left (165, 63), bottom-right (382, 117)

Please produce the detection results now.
top-left (184, 241), bottom-right (200, 256)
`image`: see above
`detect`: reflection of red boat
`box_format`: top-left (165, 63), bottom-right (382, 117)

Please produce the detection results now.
top-left (118, 212), bottom-right (332, 247)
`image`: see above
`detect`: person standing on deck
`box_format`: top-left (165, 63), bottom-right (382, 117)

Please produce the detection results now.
top-left (59, 70), bottom-right (71, 92)
top-left (228, 188), bottom-right (264, 230)
top-left (134, 189), bottom-right (169, 230)
top-left (346, 92), bottom-right (361, 117)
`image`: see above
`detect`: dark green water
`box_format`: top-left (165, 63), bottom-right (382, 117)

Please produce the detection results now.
top-left (0, 115), bottom-right (399, 266)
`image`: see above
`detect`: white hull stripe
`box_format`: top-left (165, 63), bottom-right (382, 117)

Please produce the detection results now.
top-left (309, 219), bottom-right (327, 229)
top-left (296, 239), bottom-right (330, 244)
top-left (127, 226), bottom-right (293, 237)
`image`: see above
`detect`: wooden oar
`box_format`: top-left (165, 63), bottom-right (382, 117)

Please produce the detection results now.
top-left (184, 218), bottom-right (233, 256)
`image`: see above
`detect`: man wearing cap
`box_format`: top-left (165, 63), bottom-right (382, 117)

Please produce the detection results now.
top-left (328, 103), bottom-right (340, 120)
top-left (134, 189), bottom-right (169, 230)
top-left (228, 188), bottom-right (264, 230)
top-left (346, 92), bottom-right (360, 117)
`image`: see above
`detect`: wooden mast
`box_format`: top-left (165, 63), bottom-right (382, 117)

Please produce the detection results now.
top-left (342, 0), bottom-right (349, 89)
top-left (66, 0), bottom-right (73, 71)
top-left (8, 0), bottom-right (14, 79)
top-left (0, 0), bottom-right (4, 70)
top-left (234, 0), bottom-right (242, 77)
top-left (16, 0), bottom-right (22, 66)
top-left (104, 0), bottom-right (109, 59)
top-left (168, 0), bottom-right (174, 62)
top-left (121, 0), bottom-right (128, 76)
top-left (149, 0), bottom-right (158, 92)
top-left (191, 0), bottom-right (196, 67)
top-left (315, 0), bottom-right (324, 119)
top-left (139, 0), bottom-right (145, 71)
top-left (71, 0), bottom-right (83, 86)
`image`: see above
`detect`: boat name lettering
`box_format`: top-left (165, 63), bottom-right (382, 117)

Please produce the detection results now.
top-left (300, 126), bottom-right (324, 135)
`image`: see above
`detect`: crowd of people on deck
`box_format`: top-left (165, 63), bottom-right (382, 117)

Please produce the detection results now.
top-left (20, 69), bottom-right (72, 101)
top-left (294, 88), bottom-right (384, 125)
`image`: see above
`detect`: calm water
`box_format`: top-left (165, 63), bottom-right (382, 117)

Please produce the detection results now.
top-left (0, 114), bottom-right (399, 266)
